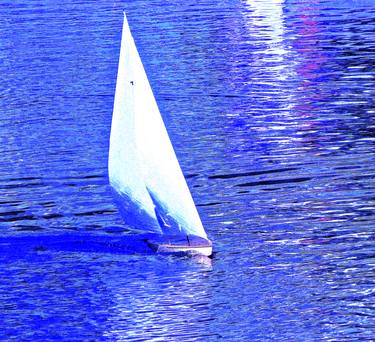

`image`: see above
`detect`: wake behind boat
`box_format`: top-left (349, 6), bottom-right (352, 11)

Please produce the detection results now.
top-left (108, 13), bottom-right (212, 256)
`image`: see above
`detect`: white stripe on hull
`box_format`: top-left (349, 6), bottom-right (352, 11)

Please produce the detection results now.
top-left (155, 244), bottom-right (213, 257)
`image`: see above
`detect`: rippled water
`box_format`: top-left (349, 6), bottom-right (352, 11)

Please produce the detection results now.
top-left (1, 0), bottom-right (374, 340)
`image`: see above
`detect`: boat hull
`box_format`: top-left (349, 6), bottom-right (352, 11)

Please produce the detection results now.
top-left (146, 234), bottom-right (213, 257)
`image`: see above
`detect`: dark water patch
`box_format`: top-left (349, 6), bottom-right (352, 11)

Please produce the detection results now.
top-left (209, 167), bottom-right (298, 180)
top-left (348, 174), bottom-right (375, 181)
top-left (197, 202), bottom-right (224, 207)
top-left (185, 173), bottom-right (199, 179)
top-left (82, 174), bottom-right (106, 180)
top-left (0, 210), bottom-right (26, 216)
top-left (0, 213), bottom-right (36, 222)
top-left (42, 213), bottom-right (64, 220)
top-left (74, 209), bottom-right (116, 217)
top-left (15, 225), bottom-right (44, 232)
top-left (0, 200), bottom-right (23, 205)
top-left (236, 177), bottom-right (312, 188)
top-left (40, 201), bottom-right (56, 208)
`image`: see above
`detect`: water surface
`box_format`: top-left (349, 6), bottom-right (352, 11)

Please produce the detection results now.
top-left (0, 0), bottom-right (374, 340)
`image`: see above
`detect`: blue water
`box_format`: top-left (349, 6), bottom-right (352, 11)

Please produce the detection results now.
top-left (1, 0), bottom-right (374, 340)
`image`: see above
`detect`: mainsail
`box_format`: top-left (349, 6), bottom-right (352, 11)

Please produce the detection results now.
top-left (108, 13), bottom-right (208, 240)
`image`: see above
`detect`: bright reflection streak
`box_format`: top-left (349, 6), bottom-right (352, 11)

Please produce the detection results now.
top-left (244, 0), bottom-right (287, 56)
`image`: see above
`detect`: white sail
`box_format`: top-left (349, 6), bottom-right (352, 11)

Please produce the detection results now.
top-left (108, 13), bottom-right (207, 239)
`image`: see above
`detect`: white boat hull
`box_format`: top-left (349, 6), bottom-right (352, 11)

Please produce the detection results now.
top-left (154, 244), bottom-right (213, 257)
top-left (146, 235), bottom-right (213, 257)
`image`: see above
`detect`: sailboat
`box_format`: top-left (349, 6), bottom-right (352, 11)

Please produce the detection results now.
top-left (108, 13), bottom-right (212, 257)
